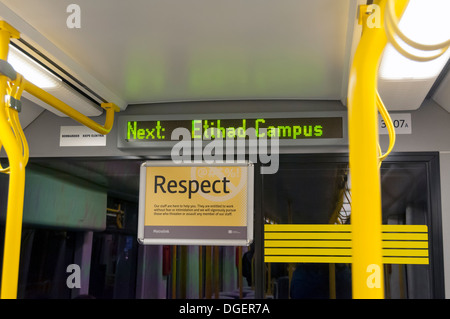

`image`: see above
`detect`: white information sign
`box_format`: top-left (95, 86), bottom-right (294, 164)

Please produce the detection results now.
top-left (60, 126), bottom-right (106, 147)
top-left (379, 113), bottom-right (411, 135)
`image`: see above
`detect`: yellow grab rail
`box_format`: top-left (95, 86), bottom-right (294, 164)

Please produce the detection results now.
top-left (0, 21), bottom-right (25, 300)
top-left (0, 20), bottom-right (119, 299)
top-left (347, 0), bottom-right (409, 299)
top-left (24, 80), bottom-right (120, 135)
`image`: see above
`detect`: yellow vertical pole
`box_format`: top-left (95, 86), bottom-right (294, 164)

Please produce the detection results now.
top-left (347, 0), bottom-right (409, 299)
top-left (329, 263), bottom-right (336, 299)
top-left (171, 245), bottom-right (177, 299)
top-left (267, 262), bottom-right (271, 296)
top-left (205, 246), bottom-right (212, 299)
top-left (199, 246), bottom-right (203, 298)
top-left (213, 246), bottom-right (219, 299)
top-left (179, 246), bottom-right (187, 299)
top-left (237, 246), bottom-right (243, 299)
top-left (0, 20), bottom-right (119, 299)
top-left (0, 22), bottom-right (25, 300)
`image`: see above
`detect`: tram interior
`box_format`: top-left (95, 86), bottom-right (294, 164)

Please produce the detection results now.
top-left (0, 0), bottom-right (446, 299)
top-left (0, 156), bottom-right (432, 299)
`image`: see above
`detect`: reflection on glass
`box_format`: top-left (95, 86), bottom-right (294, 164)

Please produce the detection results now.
top-left (263, 161), bottom-right (432, 299)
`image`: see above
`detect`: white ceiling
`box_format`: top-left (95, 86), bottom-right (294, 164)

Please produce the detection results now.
top-left (0, 0), bottom-right (449, 113)
top-left (0, 0), bottom-right (356, 108)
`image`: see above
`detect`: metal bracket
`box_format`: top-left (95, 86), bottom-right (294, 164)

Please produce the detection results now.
top-left (0, 59), bottom-right (17, 81)
top-left (8, 96), bottom-right (21, 112)
top-left (0, 59), bottom-right (21, 112)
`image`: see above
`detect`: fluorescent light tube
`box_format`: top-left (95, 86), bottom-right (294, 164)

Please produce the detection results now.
top-left (6, 45), bottom-right (101, 117)
top-left (7, 45), bottom-right (61, 89)
top-left (379, 0), bottom-right (450, 80)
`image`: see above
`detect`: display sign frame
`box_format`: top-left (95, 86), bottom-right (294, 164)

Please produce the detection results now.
top-left (138, 160), bottom-right (254, 246)
top-left (118, 111), bottom-right (347, 149)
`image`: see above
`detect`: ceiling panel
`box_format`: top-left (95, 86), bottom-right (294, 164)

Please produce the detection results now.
top-left (1, 0), bottom-right (352, 105)
top-left (433, 67), bottom-right (450, 112)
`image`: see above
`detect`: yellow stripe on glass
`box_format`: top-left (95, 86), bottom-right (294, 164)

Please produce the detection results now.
top-left (0, 20), bottom-right (120, 299)
top-left (264, 224), bottom-right (429, 265)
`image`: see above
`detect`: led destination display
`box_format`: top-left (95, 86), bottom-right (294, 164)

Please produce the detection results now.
top-left (126, 117), bottom-right (343, 142)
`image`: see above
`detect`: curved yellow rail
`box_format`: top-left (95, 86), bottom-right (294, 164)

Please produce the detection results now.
top-left (0, 22), bottom-right (25, 300)
top-left (350, 0), bottom-right (449, 298)
top-left (0, 20), bottom-right (119, 299)
top-left (24, 80), bottom-right (120, 135)
top-left (384, 0), bottom-right (450, 62)
top-left (377, 91), bottom-right (396, 164)
top-left (347, 0), bottom-right (409, 299)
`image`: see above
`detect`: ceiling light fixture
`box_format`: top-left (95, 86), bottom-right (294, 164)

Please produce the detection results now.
top-left (6, 44), bottom-right (102, 117)
top-left (379, 0), bottom-right (450, 80)
top-left (7, 44), bottom-right (61, 89)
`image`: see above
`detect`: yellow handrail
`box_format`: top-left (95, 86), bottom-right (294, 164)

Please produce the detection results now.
top-left (377, 91), bottom-right (395, 164)
top-left (0, 20), bottom-right (119, 299)
top-left (384, 0), bottom-right (450, 62)
top-left (349, 0), bottom-right (449, 298)
top-left (347, 0), bottom-right (409, 299)
top-left (0, 21), bottom-right (26, 300)
top-left (0, 74), bottom-right (29, 173)
top-left (24, 80), bottom-right (120, 135)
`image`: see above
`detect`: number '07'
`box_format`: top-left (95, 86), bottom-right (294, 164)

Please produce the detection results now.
top-left (380, 119), bottom-right (406, 129)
